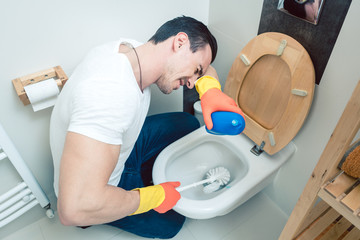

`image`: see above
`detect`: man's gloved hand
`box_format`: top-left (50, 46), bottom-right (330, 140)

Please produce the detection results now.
top-left (195, 76), bottom-right (244, 130)
top-left (131, 182), bottom-right (181, 215)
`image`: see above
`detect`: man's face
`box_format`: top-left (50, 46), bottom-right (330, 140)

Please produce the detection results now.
top-left (156, 43), bottom-right (212, 94)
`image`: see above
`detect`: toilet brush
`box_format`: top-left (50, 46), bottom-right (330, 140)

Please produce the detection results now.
top-left (338, 140), bottom-right (360, 178)
top-left (176, 167), bottom-right (231, 194)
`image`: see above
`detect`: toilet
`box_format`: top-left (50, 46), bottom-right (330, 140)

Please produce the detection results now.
top-left (152, 32), bottom-right (315, 219)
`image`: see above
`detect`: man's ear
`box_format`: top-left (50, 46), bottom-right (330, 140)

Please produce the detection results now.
top-left (173, 32), bottom-right (189, 52)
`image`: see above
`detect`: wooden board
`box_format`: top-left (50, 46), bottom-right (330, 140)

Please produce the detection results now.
top-left (224, 32), bottom-right (314, 155)
top-left (296, 208), bottom-right (340, 240)
top-left (324, 172), bottom-right (357, 198)
top-left (341, 184), bottom-right (360, 212)
top-left (343, 227), bottom-right (360, 240)
top-left (295, 206), bottom-right (358, 240)
top-left (317, 217), bottom-right (353, 240)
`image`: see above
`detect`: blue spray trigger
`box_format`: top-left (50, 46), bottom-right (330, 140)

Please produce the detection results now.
top-left (205, 111), bottom-right (245, 135)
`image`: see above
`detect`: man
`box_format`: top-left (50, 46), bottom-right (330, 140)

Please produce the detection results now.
top-left (50, 16), bottom-right (242, 238)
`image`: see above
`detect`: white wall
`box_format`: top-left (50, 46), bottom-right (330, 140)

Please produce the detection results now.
top-left (2, 0), bottom-right (359, 237)
top-left (208, 0), bottom-right (360, 216)
top-left (0, 0), bottom-right (209, 237)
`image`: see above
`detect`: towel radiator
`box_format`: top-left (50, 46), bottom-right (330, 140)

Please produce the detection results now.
top-left (0, 123), bottom-right (54, 228)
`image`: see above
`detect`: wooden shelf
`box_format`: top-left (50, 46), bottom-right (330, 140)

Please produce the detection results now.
top-left (295, 202), bottom-right (360, 240)
top-left (279, 80), bottom-right (360, 240)
top-left (294, 171), bottom-right (360, 239)
top-left (319, 171), bottom-right (360, 230)
top-left (295, 206), bottom-right (360, 240)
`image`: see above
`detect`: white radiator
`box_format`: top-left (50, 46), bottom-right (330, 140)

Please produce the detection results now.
top-left (0, 123), bottom-right (54, 228)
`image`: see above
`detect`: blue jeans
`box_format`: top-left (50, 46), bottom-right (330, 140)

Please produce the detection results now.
top-left (106, 112), bottom-right (200, 239)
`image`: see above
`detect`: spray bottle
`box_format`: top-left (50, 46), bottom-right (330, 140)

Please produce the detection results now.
top-left (205, 111), bottom-right (245, 135)
top-left (194, 75), bottom-right (245, 135)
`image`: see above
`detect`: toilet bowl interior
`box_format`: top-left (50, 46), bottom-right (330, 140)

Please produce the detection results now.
top-left (165, 138), bottom-right (248, 200)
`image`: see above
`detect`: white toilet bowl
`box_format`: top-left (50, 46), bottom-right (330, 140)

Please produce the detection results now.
top-left (153, 32), bottom-right (314, 219)
top-left (152, 126), bottom-right (296, 219)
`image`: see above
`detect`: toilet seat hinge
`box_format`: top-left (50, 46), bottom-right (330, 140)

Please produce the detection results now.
top-left (251, 141), bottom-right (265, 156)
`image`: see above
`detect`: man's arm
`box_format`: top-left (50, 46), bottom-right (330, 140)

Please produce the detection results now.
top-left (195, 65), bottom-right (245, 130)
top-left (203, 65), bottom-right (219, 79)
top-left (57, 131), bottom-right (139, 226)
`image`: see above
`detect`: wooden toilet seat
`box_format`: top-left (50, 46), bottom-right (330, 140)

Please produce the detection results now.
top-left (224, 32), bottom-right (315, 155)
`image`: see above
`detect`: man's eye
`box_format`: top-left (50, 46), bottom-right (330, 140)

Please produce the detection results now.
top-left (195, 68), bottom-right (203, 76)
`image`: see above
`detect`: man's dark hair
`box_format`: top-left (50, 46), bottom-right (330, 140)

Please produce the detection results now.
top-left (149, 16), bottom-right (218, 63)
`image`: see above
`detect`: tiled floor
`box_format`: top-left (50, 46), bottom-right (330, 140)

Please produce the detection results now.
top-left (3, 192), bottom-right (288, 240)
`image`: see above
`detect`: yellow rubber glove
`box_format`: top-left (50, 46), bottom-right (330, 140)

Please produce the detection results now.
top-left (195, 76), bottom-right (221, 99)
top-left (131, 182), bottom-right (181, 215)
top-left (195, 76), bottom-right (244, 130)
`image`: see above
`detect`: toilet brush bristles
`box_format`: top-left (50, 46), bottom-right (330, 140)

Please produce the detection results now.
top-left (203, 167), bottom-right (231, 194)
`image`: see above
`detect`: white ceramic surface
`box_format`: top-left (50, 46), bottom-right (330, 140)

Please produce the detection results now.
top-left (152, 126), bottom-right (296, 219)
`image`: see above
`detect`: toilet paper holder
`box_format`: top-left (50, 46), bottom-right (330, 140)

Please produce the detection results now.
top-left (12, 66), bottom-right (68, 105)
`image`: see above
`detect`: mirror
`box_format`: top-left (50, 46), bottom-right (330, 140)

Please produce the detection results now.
top-left (278, 0), bottom-right (325, 25)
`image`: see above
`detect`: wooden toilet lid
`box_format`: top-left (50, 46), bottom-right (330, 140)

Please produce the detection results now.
top-left (224, 32), bottom-right (315, 155)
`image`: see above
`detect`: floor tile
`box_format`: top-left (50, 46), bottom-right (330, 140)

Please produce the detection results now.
top-left (222, 196), bottom-right (287, 240)
top-left (185, 192), bottom-right (271, 240)
top-left (110, 232), bottom-right (146, 240)
top-left (38, 212), bottom-right (121, 240)
top-left (3, 222), bottom-right (45, 240)
top-left (108, 219), bottom-right (197, 240)
top-left (4, 192), bottom-right (288, 240)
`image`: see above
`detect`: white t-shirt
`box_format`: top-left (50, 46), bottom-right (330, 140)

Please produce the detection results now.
top-left (50, 39), bottom-right (151, 196)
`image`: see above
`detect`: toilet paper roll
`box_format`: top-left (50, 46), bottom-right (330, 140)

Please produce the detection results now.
top-left (24, 78), bottom-right (60, 112)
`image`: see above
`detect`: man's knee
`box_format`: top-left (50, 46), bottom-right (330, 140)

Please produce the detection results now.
top-left (180, 112), bottom-right (200, 132)
top-left (166, 112), bottom-right (200, 137)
